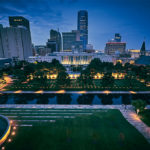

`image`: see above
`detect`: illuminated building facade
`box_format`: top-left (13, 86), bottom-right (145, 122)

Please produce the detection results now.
top-left (78, 10), bottom-right (88, 50)
top-left (9, 16), bottom-right (30, 31)
top-left (28, 52), bottom-right (113, 66)
top-left (128, 49), bottom-right (141, 59)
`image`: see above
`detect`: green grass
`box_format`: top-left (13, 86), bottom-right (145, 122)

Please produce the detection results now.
top-left (5, 78), bottom-right (150, 91)
top-left (3, 109), bottom-right (150, 150)
top-left (139, 109), bottom-right (150, 127)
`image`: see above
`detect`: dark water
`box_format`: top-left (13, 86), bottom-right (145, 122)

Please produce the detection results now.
top-left (0, 94), bottom-right (150, 105)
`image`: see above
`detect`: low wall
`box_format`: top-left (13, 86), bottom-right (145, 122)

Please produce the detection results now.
top-left (0, 115), bottom-right (11, 145)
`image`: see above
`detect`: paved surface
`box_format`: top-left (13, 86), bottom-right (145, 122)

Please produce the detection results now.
top-left (0, 104), bottom-right (150, 143)
top-left (119, 108), bottom-right (150, 143)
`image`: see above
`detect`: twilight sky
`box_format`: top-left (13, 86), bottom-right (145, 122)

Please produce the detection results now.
top-left (0, 0), bottom-right (150, 50)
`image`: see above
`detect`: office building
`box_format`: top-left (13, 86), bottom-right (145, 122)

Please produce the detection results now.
top-left (108, 33), bottom-right (121, 42)
top-left (77, 10), bottom-right (88, 50)
top-left (9, 16), bottom-right (30, 31)
top-left (114, 33), bottom-right (121, 42)
top-left (35, 45), bottom-right (51, 56)
top-left (0, 26), bottom-right (32, 60)
top-left (46, 29), bottom-right (61, 53)
top-left (62, 30), bottom-right (83, 52)
top-left (105, 33), bottom-right (126, 55)
top-left (105, 42), bottom-right (126, 55)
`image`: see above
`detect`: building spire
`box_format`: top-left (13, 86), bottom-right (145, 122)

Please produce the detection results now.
top-left (140, 41), bottom-right (146, 56)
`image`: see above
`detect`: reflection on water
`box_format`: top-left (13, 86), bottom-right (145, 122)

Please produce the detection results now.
top-left (0, 94), bottom-right (150, 105)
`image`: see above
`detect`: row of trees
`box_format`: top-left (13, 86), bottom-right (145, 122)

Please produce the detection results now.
top-left (1, 58), bottom-right (150, 89)
top-left (78, 58), bottom-right (150, 87)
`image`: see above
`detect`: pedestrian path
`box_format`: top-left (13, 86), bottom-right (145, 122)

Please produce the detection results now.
top-left (119, 108), bottom-right (150, 143)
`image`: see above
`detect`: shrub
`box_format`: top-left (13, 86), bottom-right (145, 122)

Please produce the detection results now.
top-left (132, 100), bottom-right (147, 113)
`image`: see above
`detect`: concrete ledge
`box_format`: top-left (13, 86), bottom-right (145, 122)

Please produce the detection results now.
top-left (0, 91), bottom-right (150, 94)
top-left (0, 115), bottom-right (11, 146)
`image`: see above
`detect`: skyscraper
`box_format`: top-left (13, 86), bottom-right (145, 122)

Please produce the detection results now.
top-left (9, 16), bottom-right (30, 31)
top-left (114, 33), bottom-right (121, 42)
top-left (46, 29), bottom-right (62, 53)
top-left (0, 26), bottom-right (32, 60)
top-left (62, 30), bottom-right (83, 52)
top-left (77, 10), bottom-right (88, 50)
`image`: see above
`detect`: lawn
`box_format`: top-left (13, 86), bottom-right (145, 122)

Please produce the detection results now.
top-left (139, 109), bottom-right (150, 127)
top-left (2, 108), bottom-right (150, 150)
top-left (5, 78), bottom-right (150, 91)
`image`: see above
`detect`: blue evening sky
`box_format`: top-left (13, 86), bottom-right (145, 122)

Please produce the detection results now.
top-left (0, 0), bottom-right (150, 50)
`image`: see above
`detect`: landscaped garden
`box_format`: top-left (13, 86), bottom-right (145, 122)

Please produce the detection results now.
top-left (1, 58), bottom-right (150, 91)
top-left (139, 110), bottom-right (150, 127)
top-left (1, 108), bottom-right (150, 150)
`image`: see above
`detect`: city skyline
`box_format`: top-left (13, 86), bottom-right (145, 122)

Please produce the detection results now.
top-left (0, 0), bottom-right (150, 50)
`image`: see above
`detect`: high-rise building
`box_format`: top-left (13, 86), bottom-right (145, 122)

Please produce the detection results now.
top-left (105, 33), bottom-right (126, 55)
top-left (35, 45), bottom-right (51, 56)
top-left (9, 16), bottom-right (30, 31)
top-left (0, 26), bottom-right (32, 60)
top-left (77, 10), bottom-right (88, 50)
top-left (105, 42), bottom-right (126, 55)
top-left (109, 33), bottom-right (121, 42)
top-left (46, 29), bottom-right (61, 53)
top-left (114, 33), bottom-right (121, 42)
top-left (62, 30), bottom-right (83, 52)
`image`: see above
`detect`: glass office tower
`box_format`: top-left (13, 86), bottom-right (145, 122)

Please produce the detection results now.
top-left (77, 10), bottom-right (88, 50)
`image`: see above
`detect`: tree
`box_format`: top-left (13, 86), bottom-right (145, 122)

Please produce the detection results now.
top-left (56, 71), bottom-right (70, 88)
top-left (78, 70), bottom-right (93, 86)
top-left (101, 72), bottom-right (114, 87)
top-left (132, 100), bottom-right (147, 113)
top-left (114, 62), bottom-right (123, 73)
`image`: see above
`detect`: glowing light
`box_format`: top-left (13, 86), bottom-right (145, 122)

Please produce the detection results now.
top-left (8, 138), bottom-right (12, 142)
top-left (2, 147), bottom-right (5, 150)
top-left (10, 120), bottom-right (13, 124)
top-left (56, 90), bottom-right (66, 94)
top-left (103, 90), bottom-right (111, 94)
top-left (14, 90), bottom-right (22, 93)
top-left (130, 91), bottom-right (136, 94)
top-left (11, 132), bottom-right (15, 136)
top-left (130, 113), bottom-right (141, 122)
top-left (35, 90), bottom-right (43, 94)
top-left (13, 126), bottom-right (16, 130)
top-left (77, 91), bottom-right (87, 94)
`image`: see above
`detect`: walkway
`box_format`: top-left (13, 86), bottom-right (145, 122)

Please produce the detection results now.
top-left (119, 108), bottom-right (150, 143)
top-left (0, 76), bottom-right (12, 91)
